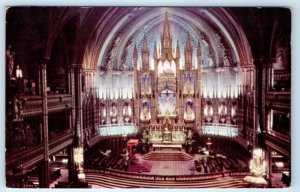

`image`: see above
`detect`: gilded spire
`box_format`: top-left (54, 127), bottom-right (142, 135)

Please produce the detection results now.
top-left (163, 12), bottom-right (171, 39)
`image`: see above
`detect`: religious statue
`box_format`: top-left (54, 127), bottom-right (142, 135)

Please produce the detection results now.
top-left (164, 121), bottom-right (170, 132)
top-left (123, 104), bottom-right (131, 116)
top-left (187, 129), bottom-right (193, 140)
top-left (162, 118), bottom-right (172, 142)
top-left (6, 45), bottom-right (15, 79)
top-left (184, 101), bottom-right (195, 121)
top-left (101, 107), bottom-right (106, 117)
top-left (183, 75), bottom-right (194, 95)
top-left (140, 103), bottom-right (150, 121)
top-left (123, 104), bottom-right (132, 123)
top-left (110, 105), bottom-right (117, 117)
top-left (12, 96), bottom-right (22, 120)
top-left (141, 76), bottom-right (151, 95)
top-left (218, 103), bottom-right (227, 116)
top-left (163, 60), bottom-right (172, 74)
top-left (159, 60), bottom-right (175, 76)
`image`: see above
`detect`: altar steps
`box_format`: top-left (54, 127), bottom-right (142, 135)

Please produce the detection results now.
top-left (142, 151), bottom-right (193, 161)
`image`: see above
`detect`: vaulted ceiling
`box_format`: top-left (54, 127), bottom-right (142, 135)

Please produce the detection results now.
top-left (6, 7), bottom-right (290, 75)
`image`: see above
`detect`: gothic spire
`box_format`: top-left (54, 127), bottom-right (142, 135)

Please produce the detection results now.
top-left (163, 12), bottom-right (171, 39)
top-left (142, 36), bottom-right (149, 70)
top-left (143, 35), bottom-right (148, 51)
top-left (185, 33), bottom-right (192, 70)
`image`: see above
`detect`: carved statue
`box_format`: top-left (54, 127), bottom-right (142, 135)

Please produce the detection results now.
top-left (12, 96), bottom-right (21, 119)
top-left (184, 101), bottom-right (195, 121)
top-left (6, 45), bottom-right (15, 79)
top-left (140, 103), bottom-right (150, 120)
top-left (185, 104), bottom-right (195, 120)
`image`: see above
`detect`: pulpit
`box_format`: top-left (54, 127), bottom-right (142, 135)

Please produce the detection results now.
top-left (127, 139), bottom-right (139, 160)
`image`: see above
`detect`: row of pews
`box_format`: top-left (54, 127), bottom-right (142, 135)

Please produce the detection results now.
top-left (24, 167), bottom-right (61, 188)
top-left (194, 155), bottom-right (248, 174)
top-left (86, 155), bottom-right (126, 171)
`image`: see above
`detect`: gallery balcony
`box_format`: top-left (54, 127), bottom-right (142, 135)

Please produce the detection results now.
top-left (19, 94), bottom-right (72, 117)
top-left (265, 91), bottom-right (290, 111)
top-left (6, 130), bottom-right (74, 172)
top-left (264, 130), bottom-right (290, 156)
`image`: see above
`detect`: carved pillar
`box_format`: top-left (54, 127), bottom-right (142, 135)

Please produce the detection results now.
top-left (39, 57), bottom-right (49, 188)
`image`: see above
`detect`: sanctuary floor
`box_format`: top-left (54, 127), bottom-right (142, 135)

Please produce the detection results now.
top-left (135, 153), bottom-right (196, 175)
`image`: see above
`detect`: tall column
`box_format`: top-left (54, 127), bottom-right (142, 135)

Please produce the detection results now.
top-left (37, 65), bottom-right (42, 96)
top-left (68, 146), bottom-right (75, 181)
top-left (266, 146), bottom-right (272, 186)
top-left (73, 64), bottom-right (85, 181)
top-left (69, 66), bottom-right (76, 130)
top-left (261, 63), bottom-right (267, 133)
top-left (195, 66), bottom-right (202, 129)
top-left (40, 57), bottom-right (49, 188)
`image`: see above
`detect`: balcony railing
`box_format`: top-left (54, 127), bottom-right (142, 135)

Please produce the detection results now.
top-left (200, 123), bottom-right (238, 137)
top-left (267, 130), bottom-right (290, 144)
top-left (266, 92), bottom-right (290, 109)
top-left (6, 131), bottom-right (74, 171)
top-left (20, 94), bottom-right (72, 116)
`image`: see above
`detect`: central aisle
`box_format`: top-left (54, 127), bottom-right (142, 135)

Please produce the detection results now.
top-left (134, 153), bottom-right (198, 175)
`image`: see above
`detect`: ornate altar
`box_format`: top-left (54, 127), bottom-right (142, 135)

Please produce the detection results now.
top-left (132, 13), bottom-right (202, 143)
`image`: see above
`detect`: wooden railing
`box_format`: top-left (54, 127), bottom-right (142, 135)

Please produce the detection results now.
top-left (84, 168), bottom-right (249, 182)
top-left (266, 91), bottom-right (290, 109)
top-left (20, 94), bottom-right (72, 116)
top-left (265, 130), bottom-right (290, 156)
top-left (267, 130), bottom-right (290, 143)
top-left (6, 131), bottom-right (74, 171)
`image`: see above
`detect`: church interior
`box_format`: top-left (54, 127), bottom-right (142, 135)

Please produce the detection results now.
top-left (5, 7), bottom-right (291, 188)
